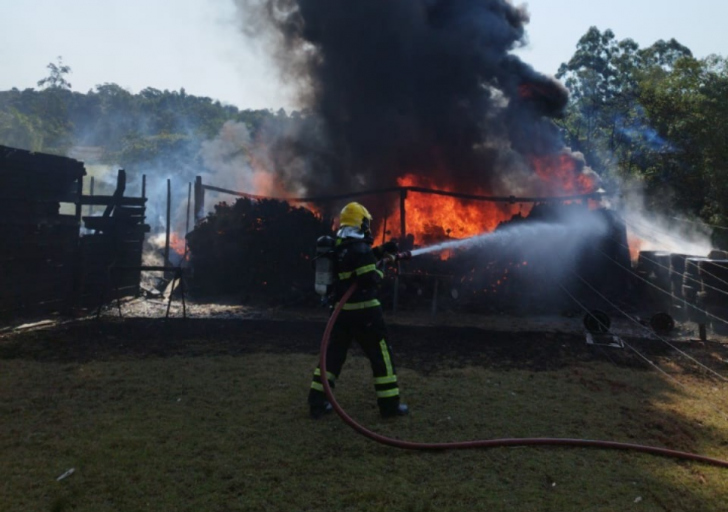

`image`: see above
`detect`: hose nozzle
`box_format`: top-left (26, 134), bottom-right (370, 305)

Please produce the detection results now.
top-left (395, 251), bottom-right (412, 261)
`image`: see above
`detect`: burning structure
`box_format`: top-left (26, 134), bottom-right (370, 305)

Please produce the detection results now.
top-left (182, 1), bottom-right (723, 325)
top-left (177, 1), bottom-right (616, 313)
top-left (184, 0), bottom-right (631, 311)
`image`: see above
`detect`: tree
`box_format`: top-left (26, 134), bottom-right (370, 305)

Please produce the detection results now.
top-left (556, 28), bottom-right (695, 184)
top-left (639, 55), bottom-right (728, 228)
top-left (557, 27), bottom-right (728, 241)
top-left (37, 56), bottom-right (72, 90)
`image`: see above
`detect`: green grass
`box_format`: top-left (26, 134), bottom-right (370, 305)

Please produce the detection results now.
top-left (1, 341), bottom-right (728, 511)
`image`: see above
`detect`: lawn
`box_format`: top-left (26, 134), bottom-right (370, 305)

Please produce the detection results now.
top-left (1, 318), bottom-right (727, 511)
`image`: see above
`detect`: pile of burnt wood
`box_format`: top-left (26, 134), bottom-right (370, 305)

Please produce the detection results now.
top-left (186, 198), bottom-right (331, 304)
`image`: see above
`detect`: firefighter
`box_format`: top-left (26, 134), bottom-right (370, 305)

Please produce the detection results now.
top-left (308, 201), bottom-right (409, 419)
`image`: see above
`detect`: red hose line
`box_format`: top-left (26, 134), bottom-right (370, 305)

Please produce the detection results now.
top-left (319, 283), bottom-right (728, 468)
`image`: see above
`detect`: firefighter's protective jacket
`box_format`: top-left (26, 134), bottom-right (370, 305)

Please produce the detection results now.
top-left (333, 237), bottom-right (388, 310)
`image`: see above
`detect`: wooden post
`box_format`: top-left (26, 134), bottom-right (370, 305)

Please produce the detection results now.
top-left (164, 178), bottom-right (171, 268)
top-left (699, 323), bottom-right (707, 341)
top-left (184, 182), bottom-right (191, 260)
top-left (431, 277), bottom-right (439, 318)
top-left (393, 274), bottom-right (399, 314)
top-left (71, 173), bottom-right (85, 311)
top-left (194, 176), bottom-right (204, 221)
top-left (399, 188), bottom-right (407, 243)
top-left (142, 174), bottom-right (146, 200)
top-left (88, 176), bottom-right (95, 216)
top-left (103, 169), bottom-right (126, 218)
top-left (75, 174), bottom-right (83, 224)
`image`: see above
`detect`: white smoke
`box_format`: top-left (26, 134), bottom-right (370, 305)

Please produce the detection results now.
top-left (616, 186), bottom-right (714, 260)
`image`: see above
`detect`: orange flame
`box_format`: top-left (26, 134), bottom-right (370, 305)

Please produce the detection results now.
top-left (169, 233), bottom-right (187, 257)
top-left (530, 154), bottom-right (596, 195)
top-left (376, 174), bottom-right (527, 248)
top-left (626, 230), bottom-right (644, 263)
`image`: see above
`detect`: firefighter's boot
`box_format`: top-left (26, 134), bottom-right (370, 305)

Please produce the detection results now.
top-left (380, 403), bottom-right (409, 418)
top-left (310, 401), bottom-right (333, 419)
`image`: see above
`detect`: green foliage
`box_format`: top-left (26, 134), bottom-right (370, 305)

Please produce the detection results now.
top-left (0, 107), bottom-right (43, 150)
top-left (0, 59), bottom-right (286, 170)
top-left (558, 27), bottom-right (728, 241)
top-left (37, 56), bottom-right (72, 90)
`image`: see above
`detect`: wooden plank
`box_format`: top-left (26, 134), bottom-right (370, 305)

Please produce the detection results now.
top-left (0, 190), bottom-right (79, 203)
top-left (2, 237), bottom-right (77, 250)
top-left (0, 202), bottom-right (63, 217)
top-left (0, 223), bottom-right (79, 236)
top-left (79, 195), bottom-right (146, 206)
top-left (82, 216), bottom-right (148, 228)
top-left (0, 297), bottom-right (70, 315)
top-left (0, 160), bottom-right (85, 178)
top-left (114, 206), bottom-right (146, 217)
top-left (81, 221), bottom-right (150, 235)
top-left (3, 234), bottom-right (78, 246)
top-left (3, 253), bottom-right (75, 266)
top-left (1, 275), bottom-right (75, 290)
top-left (3, 288), bottom-right (73, 305)
top-left (80, 239), bottom-right (143, 251)
top-left (1, 249), bottom-right (77, 263)
top-left (0, 215), bottom-right (79, 227)
top-left (0, 145), bottom-right (85, 171)
top-left (3, 284), bottom-right (74, 301)
top-left (3, 266), bottom-right (75, 283)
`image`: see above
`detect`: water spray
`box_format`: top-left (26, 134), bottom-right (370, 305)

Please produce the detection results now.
top-left (407, 218), bottom-right (606, 259)
top-left (409, 230), bottom-right (498, 257)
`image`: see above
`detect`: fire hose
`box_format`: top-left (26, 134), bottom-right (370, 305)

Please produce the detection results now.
top-left (319, 278), bottom-right (728, 469)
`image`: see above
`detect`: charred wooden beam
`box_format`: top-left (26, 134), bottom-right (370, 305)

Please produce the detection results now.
top-left (79, 195), bottom-right (146, 206)
top-left (194, 176), bottom-right (204, 221)
top-left (103, 169), bottom-right (126, 218)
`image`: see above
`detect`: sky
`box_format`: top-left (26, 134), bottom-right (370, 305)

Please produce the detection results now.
top-left (1, 0), bottom-right (726, 111)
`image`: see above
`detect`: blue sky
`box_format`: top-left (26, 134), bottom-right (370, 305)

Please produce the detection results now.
top-left (1, 0), bottom-right (725, 110)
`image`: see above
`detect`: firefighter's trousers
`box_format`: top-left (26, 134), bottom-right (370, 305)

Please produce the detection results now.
top-left (308, 306), bottom-right (401, 413)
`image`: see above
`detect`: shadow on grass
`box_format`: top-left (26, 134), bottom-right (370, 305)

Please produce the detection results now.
top-left (0, 317), bottom-right (681, 369)
top-left (1, 316), bottom-right (728, 510)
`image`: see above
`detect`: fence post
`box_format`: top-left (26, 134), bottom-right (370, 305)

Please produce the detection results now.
top-left (194, 176), bottom-right (204, 221)
top-left (431, 277), bottom-right (439, 318)
top-left (88, 176), bottom-right (95, 217)
top-left (164, 178), bottom-right (171, 269)
top-left (185, 182), bottom-right (192, 259)
top-left (399, 188), bottom-right (407, 242)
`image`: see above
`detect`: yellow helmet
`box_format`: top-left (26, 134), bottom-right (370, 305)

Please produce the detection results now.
top-left (339, 202), bottom-right (373, 229)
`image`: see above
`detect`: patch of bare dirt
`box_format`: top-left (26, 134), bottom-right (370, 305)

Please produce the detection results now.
top-left (3, 311), bottom-right (727, 379)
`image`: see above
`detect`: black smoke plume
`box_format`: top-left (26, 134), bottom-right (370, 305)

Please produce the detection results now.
top-left (234, 0), bottom-right (593, 197)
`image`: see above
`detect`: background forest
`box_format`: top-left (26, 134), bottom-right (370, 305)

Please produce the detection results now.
top-left (1, 27), bottom-right (726, 248)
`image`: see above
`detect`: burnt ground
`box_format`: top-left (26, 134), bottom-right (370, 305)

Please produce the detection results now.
top-left (2, 310), bottom-right (727, 377)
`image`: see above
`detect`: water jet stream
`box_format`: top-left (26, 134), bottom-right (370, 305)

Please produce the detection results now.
top-left (409, 219), bottom-right (604, 257)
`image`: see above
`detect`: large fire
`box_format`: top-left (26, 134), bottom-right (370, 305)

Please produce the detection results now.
top-left (234, 147), bottom-right (599, 253)
top-left (377, 174), bottom-right (527, 247)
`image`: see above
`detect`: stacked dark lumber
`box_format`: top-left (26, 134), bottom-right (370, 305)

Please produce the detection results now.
top-left (698, 259), bottom-right (728, 335)
top-left (0, 146), bottom-right (85, 319)
top-left (77, 170), bottom-right (149, 305)
top-left (187, 197), bottom-right (328, 300)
